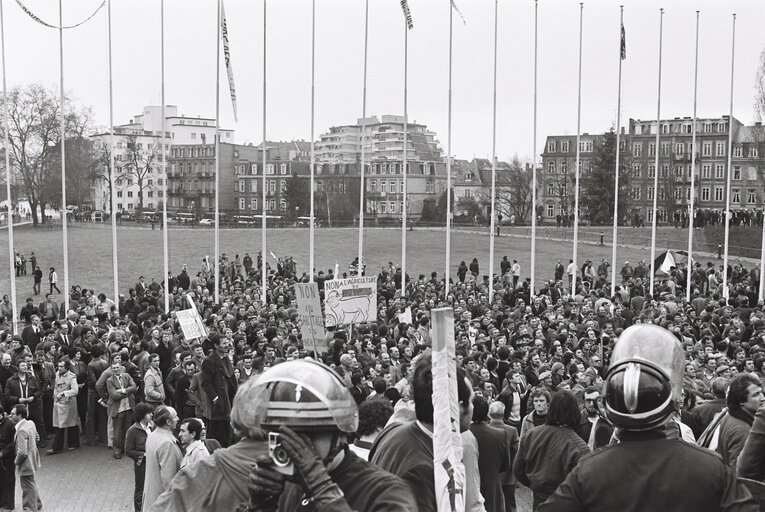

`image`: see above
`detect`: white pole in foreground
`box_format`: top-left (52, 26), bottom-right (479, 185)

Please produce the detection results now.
top-left (445, 3), bottom-right (453, 293)
top-left (722, 13), bottom-right (736, 304)
top-left (686, 11), bottom-right (700, 303)
top-left (107, 0), bottom-right (119, 304)
top-left (261, 0), bottom-right (268, 302)
top-left (309, 0), bottom-right (315, 283)
top-left (58, 0), bottom-right (69, 313)
top-left (649, 8), bottom-right (664, 298)
top-left (488, 0), bottom-right (498, 303)
top-left (610, 5), bottom-right (624, 298)
top-left (571, 2), bottom-right (583, 298)
top-left (357, 0), bottom-right (369, 277)
top-left (530, 0), bottom-right (538, 299)
top-left (0, 0), bottom-right (17, 334)
top-left (400, 16), bottom-right (408, 299)
top-left (160, 0), bottom-right (169, 313)
top-left (214, 0), bottom-right (221, 304)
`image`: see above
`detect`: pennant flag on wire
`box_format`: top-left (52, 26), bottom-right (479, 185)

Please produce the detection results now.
top-left (620, 22), bottom-right (626, 59)
top-left (15, 0), bottom-right (105, 29)
top-left (450, 0), bottom-right (466, 25)
top-left (221, 1), bottom-right (239, 122)
top-left (400, 0), bottom-right (413, 29)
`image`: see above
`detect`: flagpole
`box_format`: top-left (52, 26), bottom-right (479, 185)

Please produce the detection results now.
top-left (400, 12), bottom-right (408, 298)
top-left (530, 0), bottom-right (538, 300)
top-left (649, 8), bottom-right (664, 298)
top-left (0, 0), bottom-right (17, 334)
top-left (488, 0), bottom-right (498, 303)
top-left (445, 1), bottom-right (453, 293)
top-left (214, 0), bottom-right (221, 304)
top-left (571, 2), bottom-right (583, 298)
top-left (107, 0), bottom-right (119, 304)
top-left (261, 0), bottom-right (268, 302)
top-left (357, 0), bottom-right (369, 277)
top-left (58, 0), bottom-right (69, 313)
top-left (309, 0), bottom-right (315, 283)
top-left (686, 10), bottom-right (699, 303)
top-left (722, 13), bottom-right (736, 303)
top-left (160, 0), bottom-right (169, 313)
top-left (610, 5), bottom-right (624, 298)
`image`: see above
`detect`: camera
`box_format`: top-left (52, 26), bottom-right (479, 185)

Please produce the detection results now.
top-left (268, 432), bottom-right (294, 476)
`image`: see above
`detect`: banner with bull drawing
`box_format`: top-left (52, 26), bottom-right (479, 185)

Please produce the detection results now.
top-left (323, 276), bottom-right (378, 327)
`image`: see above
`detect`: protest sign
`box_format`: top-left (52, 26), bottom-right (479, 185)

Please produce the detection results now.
top-left (294, 282), bottom-right (327, 354)
top-left (323, 276), bottom-right (377, 327)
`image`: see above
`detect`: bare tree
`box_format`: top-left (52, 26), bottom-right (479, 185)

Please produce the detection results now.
top-left (478, 155), bottom-right (535, 223)
top-left (121, 134), bottom-right (159, 210)
top-left (93, 140), bottom-right (127, 215)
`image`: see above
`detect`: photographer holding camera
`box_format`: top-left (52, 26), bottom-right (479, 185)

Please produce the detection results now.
top-left (242, 359), bottom-right (416, 512)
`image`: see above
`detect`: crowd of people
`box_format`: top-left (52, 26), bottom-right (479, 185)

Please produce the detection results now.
top-left (0, 244), bottom-right (763, 511)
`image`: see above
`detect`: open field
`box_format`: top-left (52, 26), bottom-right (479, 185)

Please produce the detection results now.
top-left (0, 223), bottom-right (756, 310)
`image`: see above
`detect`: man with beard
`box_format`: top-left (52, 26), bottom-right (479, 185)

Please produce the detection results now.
top-left (175, 360), bottom-right (199, 420)
top-left (575, 386), bottom-right (613, 451)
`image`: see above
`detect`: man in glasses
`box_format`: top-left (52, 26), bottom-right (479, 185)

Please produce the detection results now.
top-left (575, 386), bottom-right (613, 451)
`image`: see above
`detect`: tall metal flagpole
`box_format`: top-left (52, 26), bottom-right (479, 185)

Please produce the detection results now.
top-left (107, 0), bottom-right (118, 303)
top-left (445, 2), bottom-right (453, 291)
top-left (309, 0), bottom-right (315, 283)
top-left (214, 0), bottom-right (221, 304)
top-left (686, 11), bottom-right (700, 303)
top-left (357, 0), bottom-right (369, 277)
top-left (161, 0), bottom-right (169, 312)
top-left (571, 2), bottom-right (583, 298)
top-left (400, 11), bottom-right (408, 298)
top-left (649, 8), bottom-right (664, 297)
top-left (58, 0), bottom-right (69, 313)
top-left (530, 0), bottom-right (538, 299)
top-left (610, 5), bottom-right (624, 298)
top-left (488, 0), bottom-right (498, 303)
top-left (261, 0), bottom-right (268, 302)
top-left (722, 13), bottom-right (736, 303)
top-left (0, 0), bottom-right (17, 334)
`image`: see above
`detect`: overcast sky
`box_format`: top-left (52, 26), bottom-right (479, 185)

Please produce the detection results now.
top-left (5, 0), bottom-right (765, 161)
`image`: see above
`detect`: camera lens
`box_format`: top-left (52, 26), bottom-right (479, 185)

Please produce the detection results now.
top-left (271, 445), bottom-right (291, 467)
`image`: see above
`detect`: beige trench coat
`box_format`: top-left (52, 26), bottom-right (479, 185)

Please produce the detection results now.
top-left (52, 370), bottom-right (79, 428)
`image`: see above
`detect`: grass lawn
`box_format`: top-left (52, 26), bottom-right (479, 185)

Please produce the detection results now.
top-left (0, 223), bottom-right (747, 311)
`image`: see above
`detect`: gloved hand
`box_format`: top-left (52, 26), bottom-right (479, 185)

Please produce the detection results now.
top-left (278, 426), bottom-right (346, 510)
top-left (247, 455), bottom-right (285, 512)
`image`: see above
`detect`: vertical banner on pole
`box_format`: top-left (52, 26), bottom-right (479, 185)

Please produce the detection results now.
top-left (610, 6), bottom-right (625, 298)
top-left (722, 14), bottom-right (736, 303)
top-left (571, 3), bottom-right (584, 298)
top-left (58, 0), bottom-right (69, 313)
top-left (530, 0), bottom-right (538, 300)
top-left (0, 0), bottom-right (17, 333)
top-left (488, 0), bottom-right (498, 303)
top-left (295, 282), bottom-right (327, 354)
top-left (686, 11), bottom-right (700, 303)
top-left (431, 307), bottom-right (464, 512)
top-left (357, 0), bottom-right (369, 277)
top-left (649, 8), bottom-right (664, 297)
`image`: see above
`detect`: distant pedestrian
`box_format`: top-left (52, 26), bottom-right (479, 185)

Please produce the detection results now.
top-left (29, 252), bottom-right (36, 272)
top-left (32, 266), bottom-right (42, 295)
top-left (48, 267), bottom-right (60, 294)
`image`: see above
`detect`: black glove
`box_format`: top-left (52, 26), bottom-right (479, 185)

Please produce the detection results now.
top-left (247, 455), bottom-right (285, 512)
top-left (278, 426), bottom-right (346, 511)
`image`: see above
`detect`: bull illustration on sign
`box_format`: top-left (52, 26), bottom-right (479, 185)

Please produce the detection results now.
top-left (323, 276), bottom-right (378, 327)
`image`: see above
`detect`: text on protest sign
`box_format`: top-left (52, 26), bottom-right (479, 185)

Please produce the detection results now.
top-left (176, 309), bottom-right (205, 341)
top-left (294, 283), bottom-right (327, 354)
top-left (323, 276), bottom-right (377, 327)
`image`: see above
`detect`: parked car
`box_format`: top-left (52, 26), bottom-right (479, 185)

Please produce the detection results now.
top-left (199, 218), bottom-right (213, 226)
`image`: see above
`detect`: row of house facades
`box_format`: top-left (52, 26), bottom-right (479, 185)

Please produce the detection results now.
top-left (86, 107), bottom-right (765, 224)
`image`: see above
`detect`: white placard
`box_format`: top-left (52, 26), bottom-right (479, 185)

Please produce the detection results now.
top-left (323, 276), bottom-right (378, 327)
top-left (294, 282), bottom-right (327, 354)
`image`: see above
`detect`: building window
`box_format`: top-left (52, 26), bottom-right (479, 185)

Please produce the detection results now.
top-left (546, 204), bottom-right (554, 217)
top-left (748, 189), bottom-right (756, 204)
top-left (239, 180), bottom-right (245, 192)
top-left (648, 144), bottom-right (656, 157)
top-left (380, 180), bottom-right (387, 193)
top-left (662, 124), bottom-right (669, 134)
top-left (732, 188), bottom-right (740, 204)
top-left (465, 171), bottom-right (473, 180)
top-left (266, 164), bottom-right (275, 175)
top-left (682, 124), bottom-right (692, 134)
top-left (127, 191), bottom-right (133, 198)
top-left (632, 164), bottom-right (641, 178)
top-left (117, 191), bottom-right (123, 198)
top-left (714, 186), bottom-right (724, 202)
top-left (251, 164), bottom-right (258, 175)
top-left (661, 143), bottom-right (670, 157)
top-left (147, 191), bottom-right (154, 198)
top-left (547, 161), bottom-right (556, 174)
top-left (716, 141), bottom-right (726, 157)
top-left (733, 166), bottom-right (741, 180)
top-left (675, 143), bottom-right (684, 155)
top-left (280, 181), bottom-right (287, 192)
top-left (631, 187), bottom-right (641, 200)
top-left (426, 180), bottom-right (434, 194)
top-left (251, 198), bottom-right (257, 210)
top-left (239, 198), bottom-right (245, 210)
top-left (547, 183), bottom-right (555, 195)
top-left (560, 161), bottom-right (568, 173)
top-left (648, 165), bottom-right (655, 178)
top-left (633, 143), bottom-right (642, 157)
top-left (280, 163), bottom-right (287, 175)
top-left (648, 188), bottom-right (654, 200)
top-left (701, 187), bottom-right (710, 201)
top-left (464, 189), bottom-right (471, 199)
top-left (269, 180), bottom-right (276, 193)
top-left (578, 140), bottom-right (593, 153)
top-left (547, 141), bottom-right (556, 152)
top-left (673, 187), bottom-right (681, 200)
top-left (715, 164), bottom-right (725, 179)
top-left (658, 187), bottom-right (665, 200)
top-left (703, 122), bottom-right (712, 133)
top-left (280, 199), bottom-right (287, 210)
top-left (674, 166), bottom-right (683, 178)
top-left (733, 145), bottom-right (742, 157)
top-left (702, 141), bottom-right (712, 157)
top-left (370, 179), bottom-right (377, 192)
top-left (250, 181), bottom-right (257, 192)
top-left (269, 199), bottom-right (276, 211)
top-left (561, 141), bottom-right (569, 152)
top-left (718, 122), bottom-right (727, 133)
top-left (127, 203), bottom-right (133, 210)
top-left (380, 203), bottom-right (387, 214)
top-left (750, 146), bottom-right (759, 158)
top-left (701, 164), bottom-right (711, 178)
top-left (389, 201), bottom-right (395, 213)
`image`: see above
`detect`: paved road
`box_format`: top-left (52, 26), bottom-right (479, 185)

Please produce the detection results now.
top-left (16, 441), bottom-right (533, 512)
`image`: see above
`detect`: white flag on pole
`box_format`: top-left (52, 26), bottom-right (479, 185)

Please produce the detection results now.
top-left (400, 0), bottom-right (413, 29)
top-left (221, 1), bottom-right (238, 122)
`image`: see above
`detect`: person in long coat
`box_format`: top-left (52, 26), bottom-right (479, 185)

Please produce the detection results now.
top-left (143, 405), bottom-right (181, 512)
top-left (48, 360), bottom-right (79, 453)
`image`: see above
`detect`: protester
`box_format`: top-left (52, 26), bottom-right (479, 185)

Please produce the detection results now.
top-left (487, 401), bottom-right (519, 512)
top-left (178, 418), bottom-right (209, 469)
top-left (48, 359), bottom-right (80, 454)
top-left (349, 398), bottom-right (393, 461)
top-left (142, 405), bottom-right (182, 512)
top-left (107, 359), bottom-right (138, 459)
top-left (11, 404), bottom-right (42, 512)
top-left (125, 403), bottom-right (154, 512)
top-left (470, 396), bottom-right (511, 512)
top-left (0, 403), bottom-right (15, 511)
